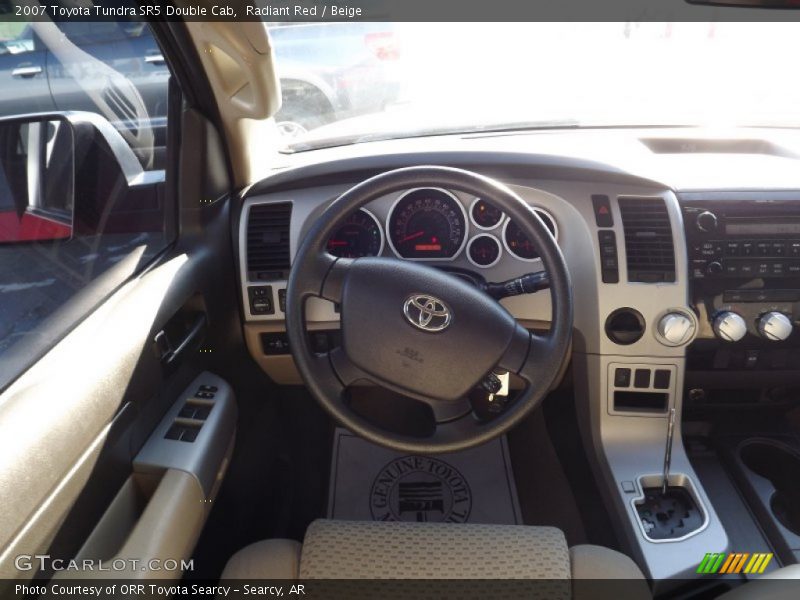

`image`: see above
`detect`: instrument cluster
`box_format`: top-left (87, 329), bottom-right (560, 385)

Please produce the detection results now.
top-left (325, 187), bottom-right (558, 270)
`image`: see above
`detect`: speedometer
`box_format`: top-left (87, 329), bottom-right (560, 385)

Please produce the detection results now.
top-left (387, 188), bottom-right (467, 260)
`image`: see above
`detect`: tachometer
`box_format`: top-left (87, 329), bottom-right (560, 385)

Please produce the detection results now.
top-left (327, 209), bottom-right (384, 258)
top-left (503, 210), bottom-right (557, 261)
top-left (387, 188), bottom-right (467, 260)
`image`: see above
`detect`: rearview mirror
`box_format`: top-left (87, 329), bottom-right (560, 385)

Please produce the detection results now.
top-left (0, 116), bottom-right (74, 244)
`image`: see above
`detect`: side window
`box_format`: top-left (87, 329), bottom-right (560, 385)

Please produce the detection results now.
top-left (49, 16), bottom-right (169, 171)
top-left (0, 14), bottom-right (174, 387)
top-left (0, 23), bottom-right (36, 55)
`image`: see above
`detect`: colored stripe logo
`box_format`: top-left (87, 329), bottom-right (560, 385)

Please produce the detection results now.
top-left (697, 552), bottom-right (773, 574)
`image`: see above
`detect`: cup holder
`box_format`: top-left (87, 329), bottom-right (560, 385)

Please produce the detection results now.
top-left (739, 440), bottom-right (800, 536)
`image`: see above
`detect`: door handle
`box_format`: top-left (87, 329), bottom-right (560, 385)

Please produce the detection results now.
top-left (12, 65), bottom-right (42, 78)
top-left (154, 314), bottom-right (207, 368)
top-left (144, 54), bottom-right (165, 65)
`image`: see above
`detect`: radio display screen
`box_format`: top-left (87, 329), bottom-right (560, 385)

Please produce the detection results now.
top-left (725, 218), bottom-right (800, 236)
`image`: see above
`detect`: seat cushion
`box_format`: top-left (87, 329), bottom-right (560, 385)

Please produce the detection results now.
top-left (220, 520), bottom-right (650, 593)
top-left (570, 545), bottom-right (651, 600)
top-left (717, 564), bottom-right (800, 600)
top-left (220, 539), bottom-right (301, 579)
top-left (299, 519), bottom-right (571, 579)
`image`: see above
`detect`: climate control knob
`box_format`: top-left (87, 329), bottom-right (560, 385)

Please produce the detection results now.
top-left (713, 311), bottom-right (747, 342)
top-left (696, 210), bottom-right (718, 233)
top-left (657, 312), bottom-right (696, 346)
top-left (758, 312), bottom-right (793, 342)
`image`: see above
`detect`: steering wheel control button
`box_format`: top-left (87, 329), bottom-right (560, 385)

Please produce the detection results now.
top-left (592, 195), bottom-right (614, 227)
top-left (634, 369), bottom-right (651, 389)
top-left (656, 311), bottom-right (696, 346)
top-left (758, 311), bottom-right (794, 341)
top-left (713, 311), bottom-right (748, 342)
top-left (403, 294), bottom-right (452, 332)
top-left (614, 368), bottom-right (631, 388)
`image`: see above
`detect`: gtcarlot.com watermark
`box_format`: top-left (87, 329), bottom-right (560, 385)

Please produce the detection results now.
top-left (15, 554), bottom-right (194, 573)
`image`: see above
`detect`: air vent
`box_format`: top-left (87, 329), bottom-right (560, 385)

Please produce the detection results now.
top-left (618, 197), bottom-right (675, 283)
top-left (246, 202), bottom-right (291, 280)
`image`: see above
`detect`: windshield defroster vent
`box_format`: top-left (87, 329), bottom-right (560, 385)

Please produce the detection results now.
top-left (246, 202), bottom-right (292, 280)
top-left (618, 197), bottom-right (675, 283)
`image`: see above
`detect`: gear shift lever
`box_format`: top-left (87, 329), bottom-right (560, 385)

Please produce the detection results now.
top-left (662, 407), bottom-right (676, 495)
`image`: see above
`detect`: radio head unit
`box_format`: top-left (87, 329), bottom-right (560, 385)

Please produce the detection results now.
top-left (683, 199), bottom-right (800, 280)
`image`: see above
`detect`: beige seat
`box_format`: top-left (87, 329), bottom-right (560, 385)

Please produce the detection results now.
top-left (222, 520), bottom-right (800, 598)
top-left (222, 519), bottom-right (651, 599)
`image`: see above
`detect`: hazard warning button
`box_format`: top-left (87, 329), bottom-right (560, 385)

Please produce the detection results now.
top-left (591, 194), bottom-right (614, 228)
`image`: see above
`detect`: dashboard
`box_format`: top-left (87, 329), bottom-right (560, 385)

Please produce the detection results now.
top-left (232, 126), bottom-right (800, 582)
top-left (236, 126), bottom-right (800, 387)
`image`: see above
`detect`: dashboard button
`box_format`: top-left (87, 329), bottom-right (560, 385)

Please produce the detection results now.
top-left (653, 370), bottom-right (671, 390)
top-left (757, 242), bottom-right (771, 256)
top-left (790, 242), bottom-right (800, 257)
top-left (592, 195), bottom-right (614, 227)
top-left (700, 242), bottom-right (718, 258)
top-left (788, 262), bottom-right (800, 275)
top-left (602, 269), bottom-right (620, 284)
top-left (724, 291), bottom-right (745, 303)
top-left (696, 211), bottom-right (718, 233)
top-left (634, 369), bottom-right (651, 389)
top-left (773, 242), bottom-right (787, 256)
top-left (691, 260), bottom-right (707, 279)
top-left (725, 242), bottom-right (740, 256)
top-left (741, 242), bottom-right (755, 257)
top-left (723, 262), bottom-right (739, 276)
top-left (603, 257), bottom-right (618, 269)
top-left (614, 368), bottom-right (631, 388)
top-left (739, 262), bottom-right (755, 277)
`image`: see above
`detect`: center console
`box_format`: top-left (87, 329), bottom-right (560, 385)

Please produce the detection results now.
top-left (683, 192), bottom-right (800, 355)
top-left (681, 191), bottom-right (800, 570)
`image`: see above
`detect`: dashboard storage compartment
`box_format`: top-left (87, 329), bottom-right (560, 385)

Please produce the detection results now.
top-left (614, 391), bottom-right (669, 413)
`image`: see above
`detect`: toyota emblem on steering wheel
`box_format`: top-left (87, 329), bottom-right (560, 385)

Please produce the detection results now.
top-left (403, 295), bottom-right (452, 332)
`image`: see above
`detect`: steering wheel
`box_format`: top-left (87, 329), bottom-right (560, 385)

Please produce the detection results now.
top-left (286, 166), bottom-right (573, 453)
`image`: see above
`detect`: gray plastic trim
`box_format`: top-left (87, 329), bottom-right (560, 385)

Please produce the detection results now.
top-left (134, 372), bottom-right (236, 497)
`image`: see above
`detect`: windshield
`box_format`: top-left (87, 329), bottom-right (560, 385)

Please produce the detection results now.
top-left (273, 22), bottom-right (800, 151)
